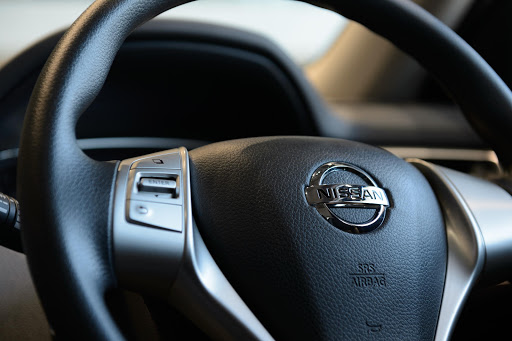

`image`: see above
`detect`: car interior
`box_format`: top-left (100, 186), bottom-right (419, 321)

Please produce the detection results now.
top-left (1, 0), bottom-right (511, 340)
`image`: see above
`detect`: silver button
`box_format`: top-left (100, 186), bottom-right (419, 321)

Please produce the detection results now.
top-left (135, 204), bottom-right (149, 215)
top-left (139, 178), bottom-right (177, 194)
top-left (127, 200), bottom-right (183, 232)
top-left (131, 152), bottom-right (181, 169)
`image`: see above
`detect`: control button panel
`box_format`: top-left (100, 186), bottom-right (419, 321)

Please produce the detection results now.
top-left (128, 200), bottom-right (182, 232)
top-left (125, 150), bottom-right (184, 231)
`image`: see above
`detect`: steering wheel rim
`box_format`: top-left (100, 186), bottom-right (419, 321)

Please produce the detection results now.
top-left (17, 0), bottom-right (512, 340)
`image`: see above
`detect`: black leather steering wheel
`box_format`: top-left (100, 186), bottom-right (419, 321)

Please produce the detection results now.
top-left (17, 0), bottom-right (512, 340)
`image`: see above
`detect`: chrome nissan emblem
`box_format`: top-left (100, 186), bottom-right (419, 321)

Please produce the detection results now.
top-left (305, 162), bottom-right (390, 233)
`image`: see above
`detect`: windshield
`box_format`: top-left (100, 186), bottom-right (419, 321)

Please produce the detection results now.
top-left (0, 0), bottom-right (346, 69)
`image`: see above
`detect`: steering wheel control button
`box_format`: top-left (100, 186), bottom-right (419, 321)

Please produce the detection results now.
top-left (135, 204), bottom-right (149, 215)
top-left (127, 168), bottom-right (182, 205)
top-left (131, 152), bottom-right (181, 170)
top-left (305, 162), bottom-right (390, 234)
top-left (138, 178), bottom-right (177, 196)
top-left (127, 200), bottom-right (183, 232)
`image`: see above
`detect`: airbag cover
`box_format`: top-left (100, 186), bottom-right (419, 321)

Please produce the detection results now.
top-left (189, 136), bottom-right (446, 340)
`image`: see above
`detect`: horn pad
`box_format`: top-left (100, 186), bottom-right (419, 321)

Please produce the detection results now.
top-left (189, 136), bottom-right (446, 340)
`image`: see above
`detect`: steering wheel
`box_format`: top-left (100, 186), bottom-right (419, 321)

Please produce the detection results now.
top-left (17, 0), bottom-right (512, 340)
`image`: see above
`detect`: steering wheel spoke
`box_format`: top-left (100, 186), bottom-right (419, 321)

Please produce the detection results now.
top-left (412, 159), bottom-right (512, 340)
top-left (112, 148), bottom-right (273, 340)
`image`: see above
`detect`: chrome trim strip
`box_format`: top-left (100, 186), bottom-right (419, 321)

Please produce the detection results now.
top-left (411, 159), bottom-right (485, 341)
top-left (174, 148), bottom-right (273, 340)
